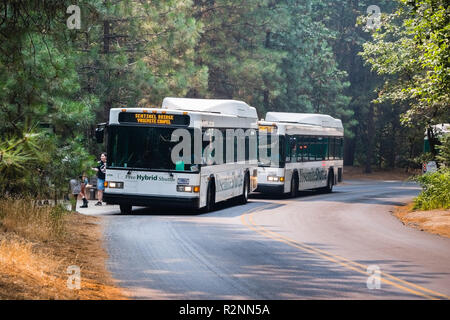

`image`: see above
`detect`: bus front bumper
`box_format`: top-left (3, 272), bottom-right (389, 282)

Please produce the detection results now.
top-left (103, 193), bottom-right (200, 208)
top-left (255, 184), bottom-right (285, 194)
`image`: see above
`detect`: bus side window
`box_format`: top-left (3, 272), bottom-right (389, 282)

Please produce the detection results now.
top-left (290, 136), bottom-right (297, 163)
top-left (323, 137), bottom-right (329, 160)
top-left (302, 137), bottom-right (308, 161)
top-left (329, 137), bottom-right (333, 160)
top-left (327, 137), bottom-right (330, 160)
top-left (317, 137), bottom-right (324, 160)
top-left (285, 135), bottom-right (291, 163)
top-left (314, 137), bottom-right (320, 161)
top-left (302, 137), bottom-right (307, 161)
top-left (308, 137), bottom-right (315, 161)
top-left (313, 137), bottom-right (319, 161)
top-left (333, 137), bottom-right (337, 160)
top-left (300, 136), bottom-right (305, 162)
top-left (296, 135), bottom-right (303, 162)
top-left (313, 137), bottom-right (318, 161)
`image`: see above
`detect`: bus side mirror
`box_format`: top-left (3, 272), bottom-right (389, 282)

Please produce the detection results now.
top-left (95, 126), bottom-right (105, 143)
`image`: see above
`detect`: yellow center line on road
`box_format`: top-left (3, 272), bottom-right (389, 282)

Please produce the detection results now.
top-left (240, 205), bottom-right (449, 300)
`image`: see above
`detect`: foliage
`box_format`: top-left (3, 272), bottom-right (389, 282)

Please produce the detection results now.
top-left (414, 168), bottom-right (450, 210)
top-left (360, 0), bottom-right (450, 127)
top-left (0, 1), bottom-right (98, 197)
top-left (192, 0), bottom-right (352, 121)
top-left (0, 131), bottom-right (42, 194)
top-left (436, 134), bottom-right (450, 168)
top-left (76, 0), bottom-right (208, 121)
top-left (317, 0), bottom-right (414, 171)
top-left (413, 152), bottom-right (434, 168)
top-left (270, 0), bottom-right (352, 120)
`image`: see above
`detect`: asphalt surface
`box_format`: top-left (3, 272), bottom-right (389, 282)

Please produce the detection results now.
top-left (79, 180), bottom-right (450, 299)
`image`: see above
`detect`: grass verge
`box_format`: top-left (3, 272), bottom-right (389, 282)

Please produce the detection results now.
top-left (0, 198), bottom-right (126, 299)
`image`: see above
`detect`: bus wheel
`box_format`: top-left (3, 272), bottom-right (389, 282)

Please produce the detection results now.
top-left (290, 173), bottom-right (298, 198)
top-left (238, 174), bottom-right (250, 205)
top-left (120, 204), bottom-right (132, 214)
top-left (203, 180), bottom-right (215, 212)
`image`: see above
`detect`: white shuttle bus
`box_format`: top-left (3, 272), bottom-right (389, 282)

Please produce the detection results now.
top-left (256, 112), bottom-right (344, 196)
top-left (100, 98), bottom-right (258, 214)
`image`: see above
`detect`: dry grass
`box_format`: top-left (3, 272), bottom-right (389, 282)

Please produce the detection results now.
top-left (394, 203), bottom-right (450, 238)
top-left (344, 166), bottom-right (419, 181)
top-left (0, 198), bottom-right (66, 241)
top-left (0, 198), bottom-right (127, 299)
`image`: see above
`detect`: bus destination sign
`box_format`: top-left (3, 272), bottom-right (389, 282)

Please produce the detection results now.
top-left (259, 125), bottom-right (277, 133)
top-left (119, 112), bottom-right (190, 126)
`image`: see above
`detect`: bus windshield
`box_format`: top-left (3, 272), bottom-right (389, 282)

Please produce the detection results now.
top-left (258, 134), bottom-right (285, 168)
top-left (107, 126), bottom-right (194, 171)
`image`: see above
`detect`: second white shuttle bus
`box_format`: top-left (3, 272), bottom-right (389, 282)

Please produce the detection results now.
top-left (256, 112), bottom-right (344, 196)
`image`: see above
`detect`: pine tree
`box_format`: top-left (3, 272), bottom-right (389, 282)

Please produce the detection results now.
top-left (76, 0), bottom-right (208, 123)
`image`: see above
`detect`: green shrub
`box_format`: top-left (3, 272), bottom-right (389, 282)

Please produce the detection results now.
top-left (436, 134), bottom-right (450, 168)
top-left (414, 169), bottom-right (450, 210)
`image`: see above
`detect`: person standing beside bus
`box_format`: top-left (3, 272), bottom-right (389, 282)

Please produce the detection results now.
top-left (92, 153), bottom-right (107, 206)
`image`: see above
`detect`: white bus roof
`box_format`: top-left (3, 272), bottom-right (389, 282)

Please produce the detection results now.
top-left (429, 124), bottom-right (450, 135)
top-left (265, 112), bottom-right (343, 129)
top-left (162, 97), bottom-right (257, 119)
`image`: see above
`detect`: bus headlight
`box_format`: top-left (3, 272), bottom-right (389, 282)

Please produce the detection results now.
top-left (177, 185), bottom-right (200, 193)
top-left (106, 181), bottom-right (124, 189)
top-left (267, 176), bottom-right (284, 182)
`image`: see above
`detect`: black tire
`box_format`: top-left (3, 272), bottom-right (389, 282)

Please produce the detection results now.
top-left (120, 204), bottom-right (132, 214)
top-left (238, 173), bottom-right (250, 205)
top-left (290, 173), bottom-right (298, 198)
top-left (203, 180), bottom-right (215, 212)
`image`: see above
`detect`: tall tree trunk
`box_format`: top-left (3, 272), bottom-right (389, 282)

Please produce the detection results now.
top-left (103, 19), bottom-right (112, 121)
top-left (263, 30), bottom-right (271, 112)
top-left (426, 127), bottom-right (438, 158)
top-left (388, 117), bottom-right (397, 168)
top-left (365, 104), bottom-right (374, 173)
top-left (344, 136), bottom-right (355, 166)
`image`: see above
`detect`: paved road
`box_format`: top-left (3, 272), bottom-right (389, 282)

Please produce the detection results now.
top-left (79, 180), bottom-right (450, 299)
